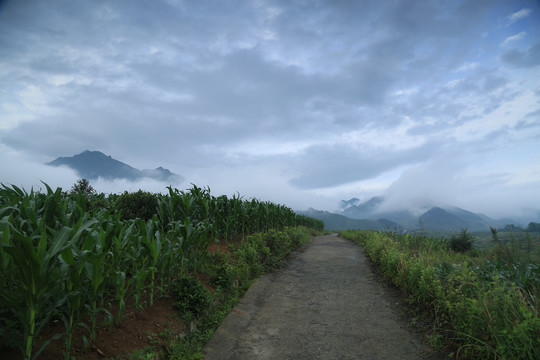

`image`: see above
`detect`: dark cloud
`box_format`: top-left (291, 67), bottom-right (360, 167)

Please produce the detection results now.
top-left (1, 0), bottom-right (539, 218)
top-left (501, 43), bottom-right (540, 68)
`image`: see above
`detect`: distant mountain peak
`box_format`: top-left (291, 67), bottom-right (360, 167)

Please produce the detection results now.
top-left (336, 196), bottom-right (515, 231)
top-left (339, 197), bottom-right (362, 210)
top-left (46, 150), bottom-right (183, 183)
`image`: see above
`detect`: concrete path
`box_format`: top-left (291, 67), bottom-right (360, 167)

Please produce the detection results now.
top-left (203, 234), bottom-right (442, 360)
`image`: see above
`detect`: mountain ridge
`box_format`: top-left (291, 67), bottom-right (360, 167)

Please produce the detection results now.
top-left (46, 150), bottom-right (182, 183)
top-left (297, 208), bottom-right (400, 231)
top-left (304, 196), bottom-right (521, 231)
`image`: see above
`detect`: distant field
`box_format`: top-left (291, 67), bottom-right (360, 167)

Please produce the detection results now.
top-left (473, 231), bottom-right (540, 250)
top-left (406, 228), bottom-right (540, 252)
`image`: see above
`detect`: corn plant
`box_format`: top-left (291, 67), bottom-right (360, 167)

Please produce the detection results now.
top-left (112, 270), bottom-right (134, 326)
top-left (0, 182), bottom-right (323, 359)
top-left (59, 244), bottom-right (88, 360)
top-left (0, 221), bottom-right (71, 360)
top-left (139, 218), bottom-right (162, 306)
top-left (82, 231), bottom-right (109, 342)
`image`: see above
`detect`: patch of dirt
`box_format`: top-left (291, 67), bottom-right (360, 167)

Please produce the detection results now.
top-left (195, 272), bottom-right (215, 292)
top-left (1, 295), bottom-right (185, 360)
top-left (207, 239), bottom-right (232, 255)
top-left (1, 240), bottom-right (239, 359)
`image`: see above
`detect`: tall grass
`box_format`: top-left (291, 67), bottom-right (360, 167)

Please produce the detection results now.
top-left (340, 230), bottom-right (540, 360)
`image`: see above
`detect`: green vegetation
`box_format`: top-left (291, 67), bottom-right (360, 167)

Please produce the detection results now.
top-left (447, 228), bottom-right (476, 253)
top-left (167, 226), bottom-right (313, 359)
top-left (340, 229), bottom-right (540, 359)
top-left (527, 222), bottom-right (540, 233)
top-left (0, 181), bottom-right (322, 360)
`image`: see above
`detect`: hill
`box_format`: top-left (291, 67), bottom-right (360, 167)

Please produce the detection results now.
top-left (307, 196), bottom-right (522, 232)
top-left (297, 208), bottom-right (400, 231)
top-left (46, 150), bottom-right (182, 183)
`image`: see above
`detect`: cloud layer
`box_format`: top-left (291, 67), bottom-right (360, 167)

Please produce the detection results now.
top-left (1, 0), bottom-right (539, 220)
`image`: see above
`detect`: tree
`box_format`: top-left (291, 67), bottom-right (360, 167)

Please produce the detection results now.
top-left (502, 224), bottom-right (524, 232)
top-left (490, 226), bottom-right (500, 244)
top-left (70, 179), bottom-right (95, 195)
top-left (447, 228), bottom-right (475, 253)
top-left (527, 222), bottom-right (540, 232)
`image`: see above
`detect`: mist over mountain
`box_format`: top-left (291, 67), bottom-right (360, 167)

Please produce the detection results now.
top-left (46, 151), bottom-right (183, 183)
top-left (298, 208), bottom-right (399, 231)
top-left (305, 196), bottom-right (526, 232)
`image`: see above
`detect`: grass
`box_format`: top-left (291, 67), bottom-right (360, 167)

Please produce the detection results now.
top-left (340, 229), bottom-right (540, 360)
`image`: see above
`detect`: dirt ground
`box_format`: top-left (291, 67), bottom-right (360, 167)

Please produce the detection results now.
top-left (203, 234), bottom-right (446, 360)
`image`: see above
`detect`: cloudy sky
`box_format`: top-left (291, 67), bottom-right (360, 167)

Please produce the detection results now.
top-left (1, 0), bottom-right (539, 220)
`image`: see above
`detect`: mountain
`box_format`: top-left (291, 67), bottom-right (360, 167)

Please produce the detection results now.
top-left (46, 150), bottom-right (182, 183)
top-left (341, 196), bottom-right (384, 219)
top-left (419, 207), bottom-right (510, 231)
top-left (298, 208), bottom-right (400, 231)
top-left (334, 196), bottom-right (515, 232)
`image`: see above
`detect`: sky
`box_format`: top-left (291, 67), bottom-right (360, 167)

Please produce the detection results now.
top-left (1, 0), bottom-right (539, 221)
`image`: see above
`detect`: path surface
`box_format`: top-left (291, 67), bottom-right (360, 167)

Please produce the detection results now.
top-left (203, 234), bottom-right (443, 360)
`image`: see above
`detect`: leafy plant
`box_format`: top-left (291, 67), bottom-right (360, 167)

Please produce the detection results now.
top-left (0, 223), bottom-right (74, 360)
top-left (172, 276), bottom-right (212, 320)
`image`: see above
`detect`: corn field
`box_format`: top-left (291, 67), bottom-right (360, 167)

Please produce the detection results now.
top-left (0, 183), bottom-right (323, 360)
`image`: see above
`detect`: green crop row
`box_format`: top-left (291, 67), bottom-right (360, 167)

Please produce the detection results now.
top-left (340, 230), bottom-right (540, 360)
top-left (0, 182), bottom-right (322, 360)
top-left (167, 226), bottom-right (313, 359)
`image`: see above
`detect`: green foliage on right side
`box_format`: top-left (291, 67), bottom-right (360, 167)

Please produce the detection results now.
top-left (528, 222), bottom-right (540, 233)
top-left (340, 229), bottom-right (540, 360)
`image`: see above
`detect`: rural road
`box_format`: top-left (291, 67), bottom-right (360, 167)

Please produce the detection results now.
top-left (203, 234), bottom-right (443, 360)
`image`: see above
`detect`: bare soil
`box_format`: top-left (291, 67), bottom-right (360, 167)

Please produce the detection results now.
top-left (0, 240), bottom-right (236, 360)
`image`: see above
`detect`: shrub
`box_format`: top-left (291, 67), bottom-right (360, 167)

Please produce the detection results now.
top-left (171, 276), bottom-right (212, 320)
top-left (115, 190), bottom-right (158, 221)
top-left (233, 240), bottom-right (264, 278)
top-left (263, 230), bottom-right (291, 263)
top-left (210, 264), bottom-right (237, 291)
top-left (448, 228), bottom-right (475, 253)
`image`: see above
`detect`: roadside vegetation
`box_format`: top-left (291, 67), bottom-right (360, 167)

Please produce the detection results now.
top-left (340, 229), bottom-right (540, 360)
top-left (0, 181), bottom-right (323, 360)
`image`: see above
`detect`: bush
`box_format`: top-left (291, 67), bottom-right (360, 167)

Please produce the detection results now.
top-left (115, 190), bottom-right (158, 221)
top-left (233, 240), bottom-right (264, 278)
top-left (210, 264), bottom-right (237, 290)
top-left (447, 228), bottom-right (475, 253)
top-left (171, 276), bottom-right (212, 320)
